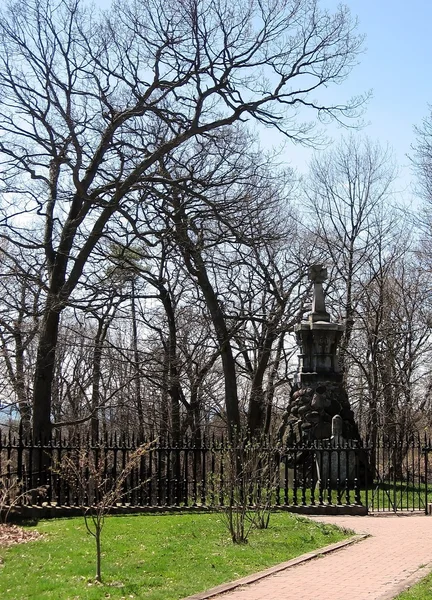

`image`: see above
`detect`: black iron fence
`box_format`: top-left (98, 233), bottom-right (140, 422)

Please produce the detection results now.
top-left (366, 433), bottom-right (431, 513)
top-left (0, 429), bottom-right (430, 514)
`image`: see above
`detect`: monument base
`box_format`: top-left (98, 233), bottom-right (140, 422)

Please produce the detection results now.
top-left (284, 378), bottom-right (360, 442)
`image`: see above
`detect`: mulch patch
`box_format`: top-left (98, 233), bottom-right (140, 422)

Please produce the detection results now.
top-left (0, 524), bottom-right (42, 550)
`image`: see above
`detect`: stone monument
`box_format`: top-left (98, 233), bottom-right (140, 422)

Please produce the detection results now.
top-left (281, 265), bottom-right (360, 443)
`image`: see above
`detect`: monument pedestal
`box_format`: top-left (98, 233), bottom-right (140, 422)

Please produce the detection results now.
top-left (315, 416), bottom-right (357, 487)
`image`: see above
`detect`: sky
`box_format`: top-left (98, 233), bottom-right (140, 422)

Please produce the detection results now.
top-left (265, 0), bottom-right (432, 200)
top-left (93, 0), bottom-right (432, 201)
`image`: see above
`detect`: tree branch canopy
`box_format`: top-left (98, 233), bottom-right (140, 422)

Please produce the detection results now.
top-left (0, 0), bottom-right (365, 439)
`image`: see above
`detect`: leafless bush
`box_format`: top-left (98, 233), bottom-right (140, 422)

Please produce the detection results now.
top-left (58, 443), bottom-right (151, 582)
top-left (218, 437), bottom-right (280, 544)
top-left (0, 465), bottom-right (47, 524)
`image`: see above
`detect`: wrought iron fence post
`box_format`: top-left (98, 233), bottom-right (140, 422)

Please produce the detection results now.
top-left (424, 438), bottom-right (429, 516)
top-left (365, 444), bottom-right (369, 514)
top-left (16, 422), bottom-right (24, 505)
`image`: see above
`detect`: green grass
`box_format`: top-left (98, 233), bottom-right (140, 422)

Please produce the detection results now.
top-left (275, 481), bottom-right (427, 512)
top-left (0, 512), bottom-right (350, 600)
top-left (365, 481), bottom-right (428, 512)
top-left (395, 571), bottom-right (432, 599)
top-left (395, 573), bottom-right (432, 600)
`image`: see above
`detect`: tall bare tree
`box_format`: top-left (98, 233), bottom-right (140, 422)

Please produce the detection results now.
top-left (0, 0), bottom-right (365, 439)
top-left (412, 106), bottom-right (432, 205)
top-left (0, 243), bottom-right (42, 433)
top-left (304, 135), bottom-right (397, 370)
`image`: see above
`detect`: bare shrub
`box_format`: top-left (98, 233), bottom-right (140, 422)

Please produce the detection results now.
top-left (218, 437), bottom-right (280, 544)
top-left (58, 443), bottom-right (150, 582)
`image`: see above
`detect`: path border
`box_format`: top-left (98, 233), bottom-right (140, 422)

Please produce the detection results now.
top-left (182, 533), bottom-right (369, 600)
top-left (378, 561), bottom-right (432, 600)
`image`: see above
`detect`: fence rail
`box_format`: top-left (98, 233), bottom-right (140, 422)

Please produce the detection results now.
top-left (1, 430), bottom-right (431, 514)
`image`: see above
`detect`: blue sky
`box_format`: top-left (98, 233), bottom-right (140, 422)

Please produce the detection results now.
top-left (272, 0), bottom-right (432, 198)
top-left (94, 0), bottom-right (431, 200)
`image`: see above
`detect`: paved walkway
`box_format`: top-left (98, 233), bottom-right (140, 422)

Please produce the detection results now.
top-left (208, 515), bottom-right (432, 600)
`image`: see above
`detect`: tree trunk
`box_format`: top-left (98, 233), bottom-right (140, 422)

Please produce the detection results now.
top-left (131, 279), bottom-right (145, 440)
top-left (95, 525), bottom-right (102, 582)
top-left (170, 194), bottom-right (241, 440)
top-left (160, 353), bottom-right (170, 438)
top-left (32, 303), bottom-right (62, 441)
top-left (160, 287), bottom-right (182, 444)
top-left (90, 320), bottom-right (105, 442)
top-left (247, 327), bottom-right (279, 437)
top-left (195, 272), bottom-right (241, 440)
top-left (264, 333), bottom-right (285, 435)
top-left (13, 325), bottom-right (32, 436)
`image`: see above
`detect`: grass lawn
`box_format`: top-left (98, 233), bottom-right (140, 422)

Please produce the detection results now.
top-left (0, 511), bottom-right (351, 599)
top-left (395, 572), bottom-right (432, 599)
top-left (286, 483), bottom-right (427, 513)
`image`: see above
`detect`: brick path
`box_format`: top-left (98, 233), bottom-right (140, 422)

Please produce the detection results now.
top-left (201, 515), bottom-right (432, 600)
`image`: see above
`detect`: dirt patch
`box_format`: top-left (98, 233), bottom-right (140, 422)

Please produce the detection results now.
top-left (0, 524), bottom-right (42, 549)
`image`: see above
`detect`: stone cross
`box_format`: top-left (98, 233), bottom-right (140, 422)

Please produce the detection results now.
top-left (309, 264), bottom-right (327, 283)
top-left (309, 264), bottom-right (330, 322)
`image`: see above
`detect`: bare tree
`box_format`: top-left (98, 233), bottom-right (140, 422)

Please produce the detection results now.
top-left (412, 106), bottom-right (432, 274)
top-left (230, 229), bottom-right (311, 435)
top-left (304, 135), bottom-right (397, 370)
top-left (0, 0), bottom-right (365, 440)
top-left (353, 249), bottom-right (432, 439)
top-left (0, 244), bottom-right (42, 433)
top-left (412, 105), bottom-right (432, 205)
top-left (141, 131), bottom-right (307, 438)
top-left (59, 443), bottom-right (149, 582)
